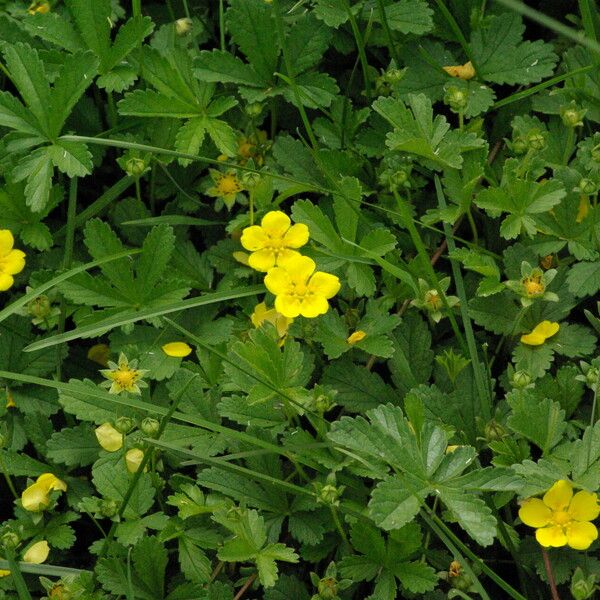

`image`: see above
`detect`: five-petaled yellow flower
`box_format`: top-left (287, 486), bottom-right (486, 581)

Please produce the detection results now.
top-left (519, 480), bottom-right (600, 550)
top-left (264, 255), bottom-right (340, 318)
top-left (241, 211), bottom-right (309, 272)
top-left (206, 169), bottom-right (244, 210)
top-left (100, 353), bottom-right (148, 395)
top-left (21, 473), bottom-right (67, 512)
top-left (162, 342), bottom-right (193, 358)
top-left (520, 321), bottom-right (559, 346)
top-left (0, 230), bottom-right (26, 292)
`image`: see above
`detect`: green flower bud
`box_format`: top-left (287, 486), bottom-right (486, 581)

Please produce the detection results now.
top-left (571, 567), bottom-right (596, 600)
top-left (245, 103), bottom-right (263, 118)
top-left (579, 178), bottom-right (597, 195)
top-left (591, 144), bottom-right (600, 163)
top-left (560, 103), bottom-right (586, 128)
top-left (1, 531), bottom-right (19, 550)
top-left (125, 157), bottom-right (147, 178)
top-left (526, 130), bottom-right (546, 151)
top-left (48, 583), bottom-right (73, 600)
top-left (141, 417), bottom-right (160, 438)
top-left (511, 370), bottom-right (532, 389)
top-left (444, 86), bottom-right (468, 112)
top-left (385, 68), bottom-right (405, 84)
top-left (485, 419), bottom-right (508, 442)
top-left (175, 17), bottom-right (192, 36)
top-left (114, 416), bottom-right (135, 434)
top-left (317, 484), bottom-right (342, 507)
top-left (317, 577), bottom-right (338, 599)
top-left (27, 295), bottom-right (52, 320)
top-left (100, 498), bottom-right (118, 518)
top-left (586, 367), bottom-right (599, 387)
top-left (512, 136), bottom-right (527, 155)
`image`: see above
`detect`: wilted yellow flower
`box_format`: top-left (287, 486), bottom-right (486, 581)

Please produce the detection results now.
top-left (161, 342), bottom-right (192, 358)
top-left (520, 321), bottom-right (559, 346)
top-left (264, 255), bottom-right (340, 318)
top-left (519, 480), bottom-right (600, 550)
top-left (443, 61), bottom-right (475, 80)
top-left (206, 170), bottom-right (244, 209)
top-left (240, 211), bottom-right (309, 272)
top-left (27, 0), bottom-right (50, 14)
top-left (125, 448), bottom-right (145, 473)
top-left (100, 353), bottom-right (148, 395)
top-left (87, 343), bottom-right (110, 366)
top-left (23, 540), bottom-right (50, 564)
top-left (251, 301), bottom-right (292, 341)
top-left (0, 230), bottom-right (26, 292)
top-left (21, 473), bottom-right (67, 512)
top-left (5, 389), bottom-right (15, 409)
top-left (95, 423), bottom-right (123, 452)
top-left (347, 330), bottom-right (367, 345)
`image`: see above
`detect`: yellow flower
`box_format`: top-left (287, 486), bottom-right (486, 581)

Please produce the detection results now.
top-left (0, 230), bottom-right (26, 292)
top-left (347, 330), bottom-right (367, 345)
top-left (125, 448), bottom-right (145, 473)
top-left (251, 301), bottom-right (292, 341)
top-left (520, 321), bottom-right (559, 346)
top-left (240, 211), bottom-right (309, 272)
top-left (443, 61), bottom-right (476, 80)
top-left (23, 540), bottom-right (50, 564)
top-left (206, 170), bottom-right (244, 209)
top-left (100, 353), bottom-right (148, 395)
top-left (5, 389), bottom-right (15, 409)
top-left (519, 480), bottom-right (600, 550)
top-left (87, 343), bottom-right (110, 367)
top-left (27, 0), bottom-right (50, 14)
top-left (95, 423), bottom-right (123, 452)
top-left (264, 255), bottom-right (340, 319)
top-left (21, 473), bottom-right (67, 512)
top-left (161, 342), bottom-right (192, 358)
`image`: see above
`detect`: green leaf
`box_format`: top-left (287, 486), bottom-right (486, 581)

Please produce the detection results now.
top-left (179, 536), bottom-right (212, 584)
top-left (204, 118), bottom-right (237, 157)
top-left (369, 474), bottom-right (428, 530)
top-left (106, 16), bottom-right (154, 72)
top-left (0, 90), bottom-right (44, 136)
top-left (194, 50), bottom-right (265, 87)
top-left (133, 537), bottom-right (168, 599)
top-left (366, 0), bottom-right (433, 35)
top-left (313, 0), bottom-right (348, 28)
top-left (227, 0), bottom-right (279, 82)
top-left (393, 561), bottom-right (437, 594)
top-left (286, 13), bottom-right (331, 74)
top-left (567, 261), bottom-right (600, 297)
top-left (22, 12), bottom-right (85, 53)
top-left (136, 224), bottom-right (175, 298)
top-left (118, 89), bottom-right (199, 118)
top-left (571, 422), bottom-right (600, 490)
top-left (11, 146), bottom-right (53, 212)
top-left (67, 0), bottom-right (111, 65)
top-left (507, 391), bottom-right (566, 454)
top-left (373, 94), bottom-right (485, 170)
top-left (47, 140), bottom-right (93, 177)
top-left (471, 12), bottom-right (558, 85)
top-left (469, 291), bottom-right (521, 335)
top-left (46, 423), bottom-right (98, 467)
top-left (291, 199), bottom-right (343, 251)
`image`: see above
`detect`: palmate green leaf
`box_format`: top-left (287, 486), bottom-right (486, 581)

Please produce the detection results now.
top-left (11, 146), bottom-right (53, 212)
top-left (22, 12), bottom-right (85, 53)
top-left (469, 291), bottom-right (521, 335)
top-left (194, 50), bottom-right (266, 87)
top-left (507, 390), bottom-right (566, 454)
top-left (46, 423), bottom-right (99, 467)
top-left (179, 537), bottom-right (212, 584)
top-left (313, 0), bottom-right (348, 28)
top-left (571, 422), bottom-right (600, 490)
top-left (286, 13), bottom-right (331, 74)
top-left (373, 94), bottom-right (485, 170)
top-left (567, 261), bottom-right (600, 297)
top-left (369, 474), bottom-right (428, 530)
top-left (512, 342), bottom-right (554, 379)
top-left (471, 12), bottom-right (557, 85)
top-left (365, 0), bottom-right (433, 35)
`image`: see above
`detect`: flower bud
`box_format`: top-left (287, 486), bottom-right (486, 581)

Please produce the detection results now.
top-left (141, 417), bottom-right (160, 438)
top-left (571, 567), bottom-right (596, 600)
top-left (125, 157), bottom-right (147, 178)
top-left (511, 370), bottom-right (532, 389)
top-left (591, 144), bottom-right (600, 163)
top-left (485, 420), bottom-right (508, 442)
top-left (526, 130), bottom-right (546, 151)
top-left (114, 416), bottom-right (135, 434)
top-left (1, 531), bottom-right (19, 550)
top-left (245, 103), bottom-right (263, 117)
top-left (317, 484), bottom-right (342, 507)
top-left (560, 104), bottom-right (586, 128)
top-left (512, 136), bottom-right (527, 155)
top-left (578, 178), bottom-right (597, 195)
top-left (125, 448), bottom-right (145, 473)
top-left (27, 295), bottom-right (51, 320)
top-left (95, 423), bottom-right (123, 452)
top-left (175, 17), bottom-right (192, 36)
top-left (586, 367), bottom-right (599, 387)
top-left (444, 86), bottom-right (468, 112)
top-left (23, 540), bottom-right (49, 564)
top-left (100, 498), bottom-right (118, 518)
top-left (317, 577), bottom-right (338, 599)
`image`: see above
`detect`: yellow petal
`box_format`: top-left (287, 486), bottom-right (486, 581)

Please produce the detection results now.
top-left (543, 480), bottom-right (573, 511)
top-left (286, 255), bottom-right (316, 285)
top-left (298, 295), bottom-right (329, 318)
top-left (0, 274), bottom-right (14, 291)
top-left (35, 473), bottom-right (67, 493)
top-left (566, 521), bottom-right (598, 550)
top-left (95, 423), bottom-right (123, 452)
top-left (521, 321), bottom-right (559, 345)
top-left (274, 295), bottom-right (302, 319)
top-left (2, 250), bottom-right (26, 275)
top-left (0, 230), bottom-right (14, 256)
top-left (519, 498), bottom-right (552, 528)
top-left (232, 251), bottom-right (250, 266)
top-left (260, 211), bottom-right (291, 237)
top-left (0, 569), bottom-right (10, 577)
top-left (251, 302), bottom-right (269, 327)
top-left (23, 540), bottom-right (49, 564)
top-left (273, 248), bottom-right (302, 268)
top-left (248, 248), bottom-right (277, 272)
top-left (21, 482), bottom-right (50, 512)
top-left (264, 267), bottom-right (292, 296)
top-left (282, 223), bottom-right (309, 248)
top-left (162, 342), bottom-right (192, 358)
top-left (240, 225), bottom-right (268, 251)
top-left (443, 61), bottom-right (475, 80)
top-left (308, 271), bottom-right (341, 299)
top-left (347, 330), bottom-right (367, 345)
top-left (536, 525), bottom-right (567, 548)
top-left (569, 490), bottom-right (600, 522)
top-left (125, 448), bottom-right (145, 473)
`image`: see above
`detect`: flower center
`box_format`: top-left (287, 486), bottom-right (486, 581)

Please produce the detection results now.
top-left (114, 369), bottom-right (138, 388)
top-left (523, 277), bottom-right (544, 296)
top-left (425, 290), bottom-right (442, 309)
top-left (216, 175), bottom-right (241, 195)
top-left (552, 510), bottom-right (572, 526)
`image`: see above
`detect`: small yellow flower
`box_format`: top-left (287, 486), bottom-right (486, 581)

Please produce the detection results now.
top-left (206, 170), bottom-right (244, 209)
top-left (522, 275), bottom-right (545, 297)
top-left (264, 255), bottom-right (340, 319)
top-left (443, 61), bottom-right (476, 80)
top-left (519, 480), bottom-right (600, 550)
top-left (520, 321), bottom-right (559, 346)
top-left (100, 353), bottom-right (148, 395)
top-left (161, 342), bottom-right (193, 358)
top-left (240, 211), bottom-right (309, 272)
top-left (95, 423), bottom-right (123, 452)
top-left (21, 473), bottom-right (67, 512)
top-left (5, 389), bottom-right (15, 409)
top-left (27, 0), bottom-right (50, 15)
top-left (0, 230), bottom-right (26, 292)
top-left (251, 301), bottom-right (292, 341)
top-left (125, 448), bottom-right (145, 473)
top-left (347, 330), bottom-right (367, 345)
top-left (87, 343), bottom-right (110, 367)
top-left (23, 540), bottom-right (50, 564)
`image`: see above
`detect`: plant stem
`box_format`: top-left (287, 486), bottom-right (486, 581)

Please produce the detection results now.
top-left (233, 573), bottom-right (257, 600)
top-left (0, 452), bottom-right (18, 499)
top-left (330, 505), bottom-right (349, 546)
top-left (375, 0), bottom-right (399, 65)
top-left (541, 549), bottom-right (561, 600)
top-left (249, 188), bottom-right (255, 225)
top-left (132, 0), bottom-right (142, 17)
top-left (562, 127), bottom-right (575, 165)
top-left (5, 548), bottom-right (33, 600)
top-left (219, 0), bottom-right (226, 51)
top-left (344, 0), bottom-right (372, 99)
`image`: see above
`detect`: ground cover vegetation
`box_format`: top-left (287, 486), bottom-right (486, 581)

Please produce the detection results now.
top-left (0, 0), bottom-right (599, 598)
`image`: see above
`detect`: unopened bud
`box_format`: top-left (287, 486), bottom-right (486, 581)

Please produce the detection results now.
top-left (175, 17), bottom-right (192, 36)
top-left (511, 370), bottom-right (532, 389)
top-left (526, 130), bottom-right (546, 151)
top-left (100, 498), bottom-right (118, 518)
top-left (578, 178), bottom-right (597, 195)
top-left (125, 157), bottom-right (147, 177)
top-left (245, 103), bottom-right (263, 117)
top-left (114, 416), bottom-right (135, 434)
top-left (27, 295), bottom-right (51, 320)
top-left (1, 531), bottom-right (19, 550)
top-left (141, 417), bottom-right (160, 438)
